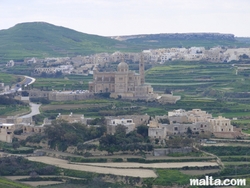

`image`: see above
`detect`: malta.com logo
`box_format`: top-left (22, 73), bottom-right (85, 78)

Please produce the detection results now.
top-left (190, 176), bottom-right (246, 186)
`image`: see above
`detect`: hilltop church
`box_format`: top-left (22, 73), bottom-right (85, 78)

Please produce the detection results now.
top-left (89, 55), bottom-right (158, 100)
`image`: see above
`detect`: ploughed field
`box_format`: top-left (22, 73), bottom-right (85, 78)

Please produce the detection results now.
top-left (27, 156), bottom-right (218, 178)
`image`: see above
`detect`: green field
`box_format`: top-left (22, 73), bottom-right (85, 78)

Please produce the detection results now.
top-left (0, 105), bottom-right (29, 116)
top-left (32, 75), bottom-right (92, 90)
top-left (145, 60), bottom-right (250, 119)
top-left (0, 73), bottom-right (17, 85)
top-left (150, 169), bottom-right (192, 186)
top-left (0, 177), bottom-right (31, 188)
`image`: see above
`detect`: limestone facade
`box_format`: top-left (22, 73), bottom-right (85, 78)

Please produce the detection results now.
top-left (89, 55), bottom-right (158, 100)
top-left (149, 109), bottom-right (238, 139)
top-left (105, 114), bottom-right (150, 127)
top-left (56, 113), bottom-right (86, 124)
top-left (0, 124), bottom-right (15, 143)
top-left (209, 116), bottom-right (233, 132)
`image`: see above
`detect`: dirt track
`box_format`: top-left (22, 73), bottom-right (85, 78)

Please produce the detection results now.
top-left (79, 161), bottom-right (218, 168)
top-left (27, 156), bottom-right (157, 178)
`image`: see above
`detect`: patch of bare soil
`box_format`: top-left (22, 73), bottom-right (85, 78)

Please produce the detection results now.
top-left (27, 156), bottom-right (157, 178)
top-left (20, 181), bottom-right (63, 186)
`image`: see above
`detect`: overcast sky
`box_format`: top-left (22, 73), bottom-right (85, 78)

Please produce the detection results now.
top-left (0, 0), bottom-right (250, 37)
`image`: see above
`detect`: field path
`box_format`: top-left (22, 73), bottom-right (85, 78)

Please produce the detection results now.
top-left (27, 156), bottom-right (157, 178)
top-left (77, 161), bottom-right (218, 169)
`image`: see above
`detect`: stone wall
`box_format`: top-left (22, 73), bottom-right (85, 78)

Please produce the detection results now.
top-left (153, 147), bottom-right (192, 156)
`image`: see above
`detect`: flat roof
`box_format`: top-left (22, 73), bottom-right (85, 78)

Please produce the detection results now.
top-left (0, 123), bottom-right (15, 126)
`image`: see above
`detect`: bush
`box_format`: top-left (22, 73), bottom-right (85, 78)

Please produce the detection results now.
top-left (69, 157), bottom-right (107, 163)
top-left (112, 158), bottom-right (123, 162)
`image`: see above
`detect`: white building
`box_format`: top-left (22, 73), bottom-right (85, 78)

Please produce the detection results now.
top-left (168, 109), bottom-right (187, 117)
top-left (6, 60), bottom-right (15, 67)
top-left (161, 52), bottom-right (176, 63)
top-left (107, 118), bottom-right (135, 135)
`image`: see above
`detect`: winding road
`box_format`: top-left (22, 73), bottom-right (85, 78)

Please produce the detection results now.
top-left (20, 102), bottom-right (41, 118)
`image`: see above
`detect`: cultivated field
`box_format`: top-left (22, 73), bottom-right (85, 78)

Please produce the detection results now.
top-left (27, 156), bottom-right (157, 178)
top-left (41, 103), bottom-right (108, 111)
top-left (20, 181), bottom-right (63, 187)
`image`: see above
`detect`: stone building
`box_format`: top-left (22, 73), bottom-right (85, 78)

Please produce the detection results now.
top-left (0, 123), bottom-right (15, 143)
top-left (23, 125), bottom-right (44, 134)
top-left (149, 109), bottom-right (241, 139)
top-left (29, 90), bottom-right (93, 101)
top-left (105, 114), bottom-right (150, 127)
top-left (107, 118), bottom-right (135, 135)
top-left (148, 121), bottom-right (167, 139)
top-left (148, 119), bottom-right (211, 139)
top-left (209, 116), bottom-right (233, 132)
top-left (56, 113), bottom-right (87, 124)
top-left (89, 55), bottom-right (158, 100)
top-left (49, 91), bottom-right (93, 101)
top-left (6, 60), bottom-right (15, 67)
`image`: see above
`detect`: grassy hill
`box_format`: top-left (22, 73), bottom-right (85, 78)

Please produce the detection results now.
top-left (0, 22), bottom-right (134, 62)
top-left (1, 22), bottom-right (249, 62)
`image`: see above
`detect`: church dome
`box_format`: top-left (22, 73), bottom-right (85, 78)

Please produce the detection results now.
top-left (117, 61), bottom-right (129, 72)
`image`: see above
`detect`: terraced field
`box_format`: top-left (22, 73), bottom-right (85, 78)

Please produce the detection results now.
top-left (27, 156), bottom-right (157, 178)
top-left (146, 61), bottom-right (242, 93)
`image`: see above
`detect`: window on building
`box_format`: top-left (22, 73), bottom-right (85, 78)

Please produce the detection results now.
top-left (221, 129), bottom-right (223, 131)
top-left (174, 127), bottom-right (178, 131)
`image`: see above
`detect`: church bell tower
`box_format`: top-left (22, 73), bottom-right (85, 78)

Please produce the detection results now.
top-left (139, 53), bottom-right (145, 85)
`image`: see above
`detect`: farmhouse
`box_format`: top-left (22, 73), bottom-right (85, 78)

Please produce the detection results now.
top-left (0, 123), bottom-right (15, 143)
top-left (107, 118), bottom-right (135, 135)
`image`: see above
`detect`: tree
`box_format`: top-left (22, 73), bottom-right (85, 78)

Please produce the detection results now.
top-left (136, 125), bottom-right (148, 137)
top-left (55, 71), bottom-right (62, 78)
top-left (187, 127), bottom-right (193, 135)
top-left (164, 88), bottom-right (172, 94)
top-left (12, 142), bottom-right (20, 149)
top-left (115, 124), bottom-right (127, 136)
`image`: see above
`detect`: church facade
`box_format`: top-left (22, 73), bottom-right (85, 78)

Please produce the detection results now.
top-left (89, 55), bottom-right (158, 100)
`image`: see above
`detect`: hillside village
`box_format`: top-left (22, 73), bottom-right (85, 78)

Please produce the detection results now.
top-left (5, 47), bottom-right (250, 76)
top-left (1, 47), bottom-right (249, 148)
top-left (0, 107), bottom-right (243, 145)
